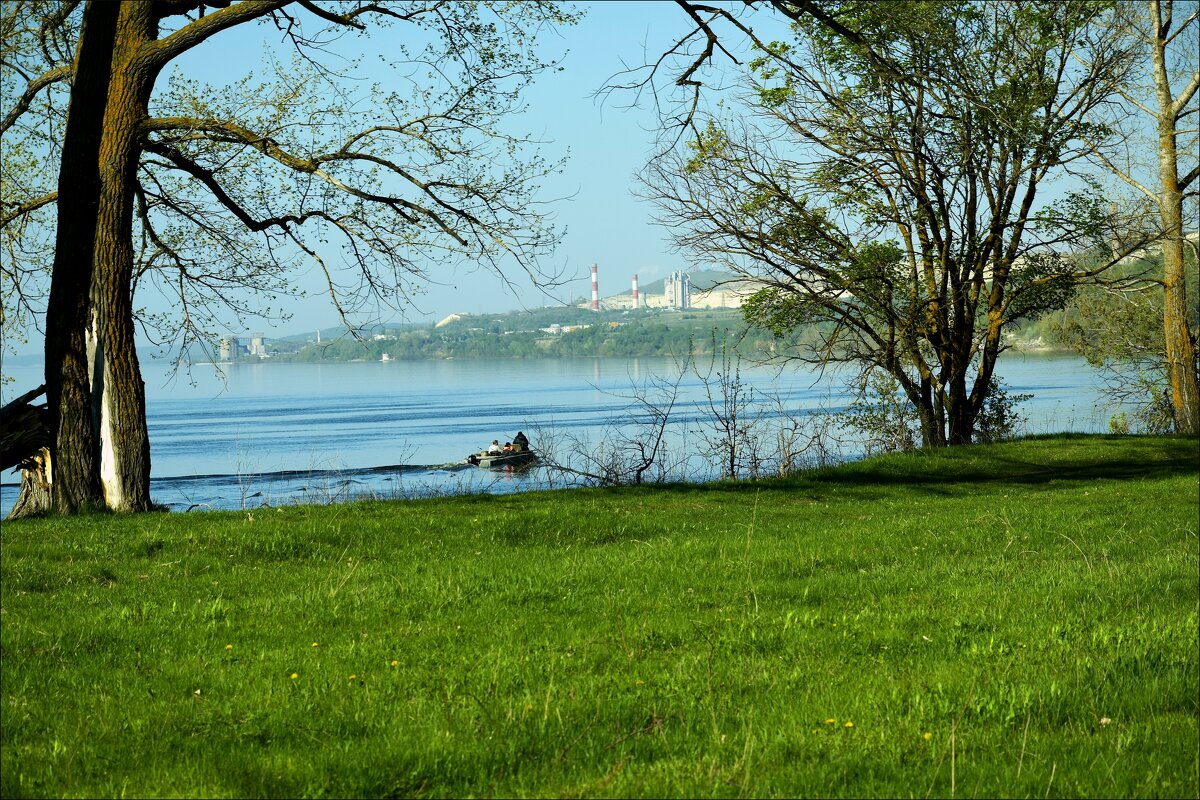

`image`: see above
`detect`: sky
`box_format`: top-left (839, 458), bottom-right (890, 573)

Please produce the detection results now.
top-left (162, 1), bottom-right (733, 335)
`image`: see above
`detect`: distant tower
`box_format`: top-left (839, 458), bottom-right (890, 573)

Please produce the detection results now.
top-left (665, 270), bottom-right (691, 310)
top-left (219, 335), bottom-right (238, 362)
top-left (591, 263), bottom-right (599, 311)
top-left (250, 332), bottom-right (266, 356)
top-left (631, 273), bottom-right (639, 309)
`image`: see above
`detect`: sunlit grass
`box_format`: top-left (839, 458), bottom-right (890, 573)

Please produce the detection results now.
top-left (2, 435), bottom-right (1196, 797)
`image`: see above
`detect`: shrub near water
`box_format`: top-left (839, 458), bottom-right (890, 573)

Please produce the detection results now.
top-left (2, 435), bottom-right (1197, 798)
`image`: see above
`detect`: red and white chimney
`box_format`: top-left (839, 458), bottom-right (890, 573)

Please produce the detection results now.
top-left (591, 263), bottom-right (599, 311)
top-left (631, 273), bottom-right (639, 309)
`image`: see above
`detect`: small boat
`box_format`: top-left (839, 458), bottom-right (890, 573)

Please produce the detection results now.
top-left (465, 450), bottom-right (538, 469)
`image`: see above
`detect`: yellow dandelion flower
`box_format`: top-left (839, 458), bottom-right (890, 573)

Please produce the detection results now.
top-left (348, 674), bottom-right (357, 681)
top-left (635, 679), bottom-right (645, 686)
top-left (390, 660), bottom-right (399, 667)
top-left (844, 721), bottom-right (854, 728)
top-left (311, 642), bottom-right (319, 647)
top-left (825, 718), bottom-right (836, 725)
top-left (225, 644), bottom-right (233, 651)
top-left (290, 673), bottom-right (299, 680)
top-left (923, 732), bottom-right (933, 741)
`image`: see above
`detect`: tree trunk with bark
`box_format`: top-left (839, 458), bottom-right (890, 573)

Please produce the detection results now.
top-left (83, 1), bottom-right (159, 511)
top-left (1159, 190), bottom-right (1199, 434)
top-left (1155, 107), bottom-right (1200, 435)
top-left (1151, 0), bottom-right (1200, 434)
top-left (45, 0), bottom-right (119, 513)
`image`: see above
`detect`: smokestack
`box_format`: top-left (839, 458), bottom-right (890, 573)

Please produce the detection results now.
top-left (591, 262), bottom-right (599, 311)
top-left (631, 273), bottom-right (639, 309)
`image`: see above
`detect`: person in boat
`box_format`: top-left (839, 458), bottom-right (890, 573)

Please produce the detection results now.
top-left (487, 440), bottom-right (502, 454)
top-left (512, 431), bottom-right (530, 453)
top-left (503, 442), bottom-right (513, 453)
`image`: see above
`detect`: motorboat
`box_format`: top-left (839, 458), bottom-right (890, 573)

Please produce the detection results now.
top-left (465, 449), bottom-right (538, 469)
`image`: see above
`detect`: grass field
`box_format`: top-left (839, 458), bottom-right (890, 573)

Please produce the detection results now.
top-left (1, 434), bottom-right (1197, 798)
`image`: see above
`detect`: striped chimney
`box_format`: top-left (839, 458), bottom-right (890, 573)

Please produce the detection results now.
top-left (591, 262), bottom-right (599, 311)
top-left (631, 273), bottom-right (639, 309)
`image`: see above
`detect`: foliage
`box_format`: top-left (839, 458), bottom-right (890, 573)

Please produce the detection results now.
top-left (2, 1), bottom-right (580, 512)
top-left (1, 435), bottom-right (1197, 797)
top-left (973, 378), bottom-right (1033, 444)
top-left (1088, 0), bottom-right (1200, 433)
top-left (835, 369), bottom-right (920, 456)
top-left (1, 2), bottom-right (578, 362)
top-left (272, 310), bottom-right (807, 362)
top-left (646, 0), bottom-right (1141, 447)
top-left (1047, 249), bottom-right (1199, 433)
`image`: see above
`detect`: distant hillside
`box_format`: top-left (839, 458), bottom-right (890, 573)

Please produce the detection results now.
top-left (255, 270), bottom-right (744, 348)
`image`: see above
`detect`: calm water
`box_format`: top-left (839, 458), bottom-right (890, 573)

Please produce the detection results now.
top-left (1, 353), bottom-right (1113, 514)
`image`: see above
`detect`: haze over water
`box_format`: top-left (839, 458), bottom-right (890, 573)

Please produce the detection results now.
top-left (1, 354), bottom-right (1113, 515)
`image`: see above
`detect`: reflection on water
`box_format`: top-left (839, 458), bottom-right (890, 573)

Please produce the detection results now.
top-left (0, 354), bottom-right (1113, 514)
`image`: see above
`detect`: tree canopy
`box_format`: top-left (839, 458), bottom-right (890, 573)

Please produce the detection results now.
top-left (644, 0), bottom-right (1144, 446)
top-left (1, 0), bottom-right (576, 512)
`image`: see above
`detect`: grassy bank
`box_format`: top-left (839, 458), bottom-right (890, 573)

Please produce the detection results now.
top-left (2, 435), bottom-right (1197, 798)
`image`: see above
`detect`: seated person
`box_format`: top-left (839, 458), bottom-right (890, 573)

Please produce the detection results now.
top-left (502, 442), bottom-right (513, 453)
top-left (512, 431), bottom-right (530, 453)
top-left (487, 440), bottom-right (502, 454)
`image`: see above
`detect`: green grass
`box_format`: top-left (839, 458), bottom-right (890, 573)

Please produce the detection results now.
top-left (2, 434), bottom-right (1197, 798)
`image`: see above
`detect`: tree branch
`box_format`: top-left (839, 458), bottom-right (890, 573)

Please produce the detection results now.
top-left (0, 64), bottom-right (72, 136)
top-left (144, 0), bottom-right (288, 71)
top-left (1, 191), bottom-right (59, 229)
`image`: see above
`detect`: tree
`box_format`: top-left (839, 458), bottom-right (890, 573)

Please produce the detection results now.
top-left (1088, 0), bottom-right (1199, 433)
top-left (1, 1), bottom-right (575, 512)
top-left (644, 0), bottom-right (1141, 446)
top-left (1048, 249), bottom-right (1198, 432)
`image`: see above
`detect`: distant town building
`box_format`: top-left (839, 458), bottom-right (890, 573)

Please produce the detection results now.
top-left (219, 336), bottom-right (239, 362)
top-left (664, 271), bottom-right (691, 310)
top-left (540, 323), bottom-right (592, 334)
top-left (689, 281), bottom-right (760, 309)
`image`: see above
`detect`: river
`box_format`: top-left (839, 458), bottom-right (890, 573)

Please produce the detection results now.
top-left (0, 353), bottom-right (1116, 515)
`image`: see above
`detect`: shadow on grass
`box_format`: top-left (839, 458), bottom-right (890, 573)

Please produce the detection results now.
top-left (608, 434), bottom-right (1200, 502)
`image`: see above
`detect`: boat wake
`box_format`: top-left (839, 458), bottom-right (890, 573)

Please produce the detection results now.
top-left (142, 459), bottom-right (529, 512)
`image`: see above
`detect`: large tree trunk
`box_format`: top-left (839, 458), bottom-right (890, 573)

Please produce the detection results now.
top-left (45, 0), bottom-right (119, 513)
top-left (87, 1), bottom-right (159, 511)
top-left (1159, 194), bottom-right (1199, 434)
top-left (1152, 0), bottom-right (1200, 434)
